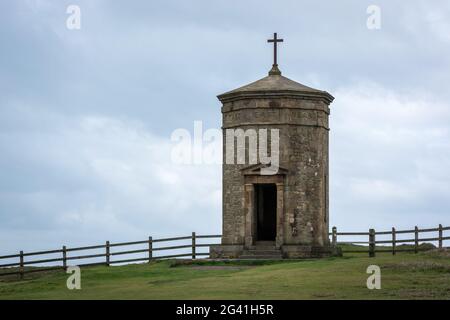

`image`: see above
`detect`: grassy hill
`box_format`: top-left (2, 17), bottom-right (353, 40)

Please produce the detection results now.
top-left (1, 250), bottom-right (449, 300)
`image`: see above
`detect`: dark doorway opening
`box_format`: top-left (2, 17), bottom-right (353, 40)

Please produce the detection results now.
top-left (255, 184), bottom-right (277, 241)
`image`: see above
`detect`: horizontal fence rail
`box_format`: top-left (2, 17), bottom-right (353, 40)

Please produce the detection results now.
top-left (0, 225), bottom-right (448, 280)
top-left (330, 224), bottom-right (450, 256)
top-left (0, 232), bottom-right (221, 279)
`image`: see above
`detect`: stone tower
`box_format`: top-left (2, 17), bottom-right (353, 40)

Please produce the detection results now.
top-left (210, 34), bottom-right (337, 259)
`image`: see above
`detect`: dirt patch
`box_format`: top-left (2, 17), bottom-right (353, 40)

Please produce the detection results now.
top-left (168, 259), bottom-right (283, 268)
top-left (383, 260), bottom-right (450, 273)
top-left (147, 279), bottom-right (178, 285)
top-left (424, 249), bottom-right (450, 259)
top-left (397, 288), bottom-right (450, 299)
top-left (189, 266), bottom-right (253, 271)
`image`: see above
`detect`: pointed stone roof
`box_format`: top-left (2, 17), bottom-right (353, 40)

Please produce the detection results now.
top-left (218, 67), bottom-right (334, 104)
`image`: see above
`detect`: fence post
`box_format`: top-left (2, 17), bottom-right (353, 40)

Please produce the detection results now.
top-left (19, 250), bottom-right (24, 280)
top-left (438, 224), bottom-right (443, 249)
top-left (369, 229), bottom-right (375, 257)
top-left (414, 226), bottom-right (419, 254)
top-left (106, 241), bottom-right (110, 266)
top-left (332, 226), bottom-right (337, 246)
top-left (148, 236), bottom-right (153, 262)
top-left (192, 232), bottom-right (196, 260)
top-left (392, 227), bottom-right (396, 255)
top-left (62, 246), bottom-right (67, 270)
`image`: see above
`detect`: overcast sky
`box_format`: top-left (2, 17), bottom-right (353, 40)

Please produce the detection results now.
top-left (1, 0), bottom-right (450, 253)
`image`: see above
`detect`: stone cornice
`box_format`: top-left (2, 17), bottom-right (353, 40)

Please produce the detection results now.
top-left (221, 105), bottom-right (330, 115)
top-left (222, 123), bottom-right (330, 131)
top-left (217, 90), bottom-right (334, 105)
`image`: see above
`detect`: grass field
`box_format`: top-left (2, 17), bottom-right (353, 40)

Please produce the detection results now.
top-left (1, 250), bottom-right (449, 300)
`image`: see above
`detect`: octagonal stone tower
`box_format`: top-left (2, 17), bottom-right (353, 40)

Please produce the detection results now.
top-left (210, 35), bottom-right (337, 259)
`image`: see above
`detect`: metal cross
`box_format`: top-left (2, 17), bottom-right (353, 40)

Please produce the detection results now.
top-left (267, 32), bottom-right (284, 67)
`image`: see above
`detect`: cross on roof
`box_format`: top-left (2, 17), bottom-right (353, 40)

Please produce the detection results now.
top-left (267, 32), bottom-right (284, 67)
top-left (267, 32), bottom-right (283, 75)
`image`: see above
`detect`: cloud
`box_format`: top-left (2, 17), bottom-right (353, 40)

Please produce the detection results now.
top-left (0, 105), bottom-right (221, 252)
top-left (331, 82), bottom-right (450, 230)
top-left (0, 0), bottom-right (450, 252)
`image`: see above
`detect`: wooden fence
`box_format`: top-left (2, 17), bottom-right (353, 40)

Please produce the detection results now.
top-left (1, 224), bottom-right (449, 280)
top-left (0, 232), bottom-right (220, 279)
top-left (331, 224), bottom-right (450, 257)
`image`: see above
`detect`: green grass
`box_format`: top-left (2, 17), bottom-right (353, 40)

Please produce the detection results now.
top-left (1, 250), bottom-right (450, 300)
